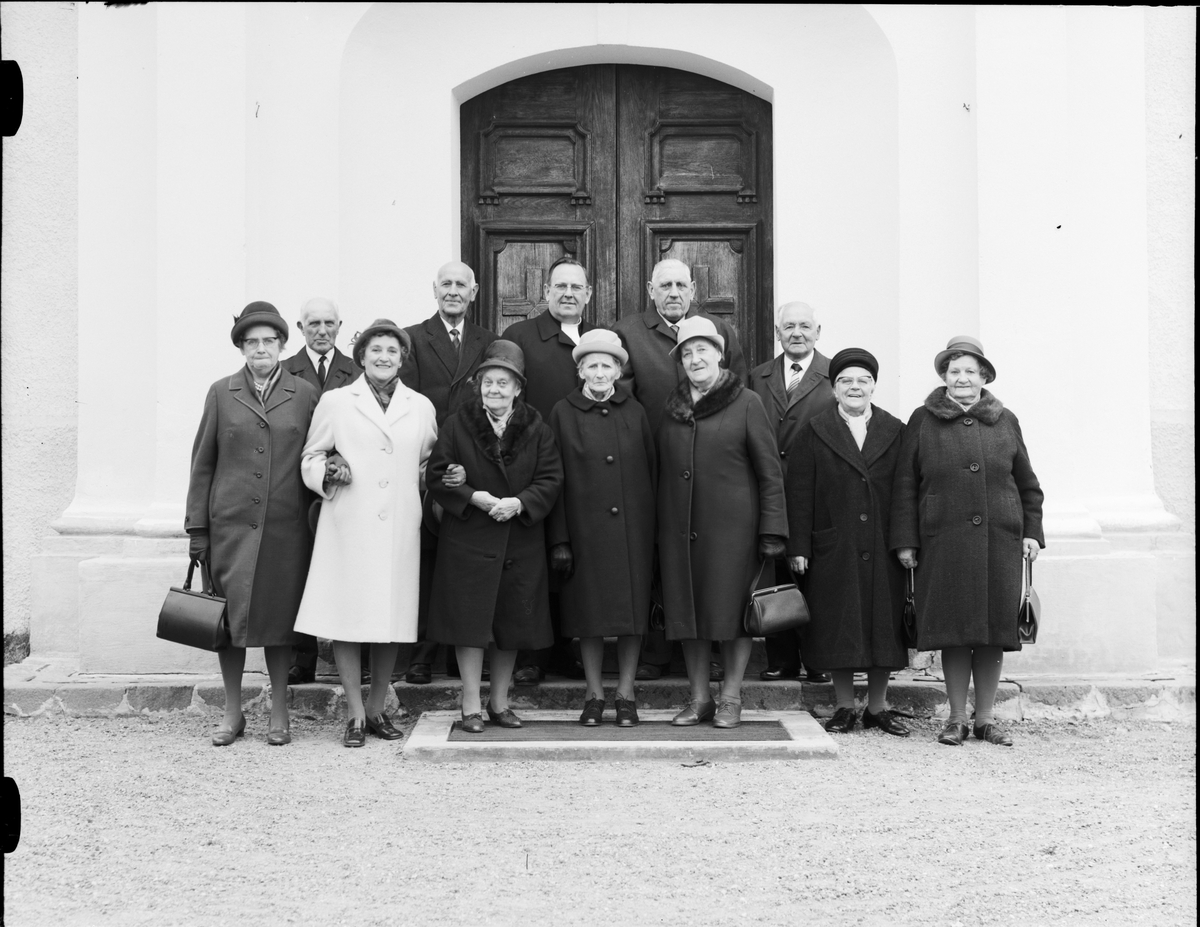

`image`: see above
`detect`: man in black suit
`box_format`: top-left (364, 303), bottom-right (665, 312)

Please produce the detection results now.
top-left (399, 261), bottom-right (499, 684)
top-left (503, 256), bottom-right (596, 683)
top-left (748, 301), bottom-right (835, 683)
top-left (283, 297), bottom-right (361, 684)
top-left (612, 258), bottom-right (750, 680)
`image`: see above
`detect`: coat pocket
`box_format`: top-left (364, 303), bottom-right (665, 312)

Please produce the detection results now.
top-left (811, 526), bottom-right (838, 556)
top-left (919, 493), bottom-right (940, 537)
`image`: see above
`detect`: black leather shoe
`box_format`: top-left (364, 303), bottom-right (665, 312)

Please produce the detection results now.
top-left (709, 661), bottom-right (724, 682)
top-left (287, 665), bottom-right (314, 685)
top-left (973, 722), bottom-right (1013, 746)
top-left (803, 667), bottom-right (832, 683)
top-left (824, 707), bottom-right (857, 733)
top-left (614, 695), bottom-right (639, 727)
top-left (486, 704), bottom-right (523, 728)
top-left (514, 666), bottom-right (544, 686)
top-left (635, 663), bottom-right (664, 680)
top-left (862, 708), bottom-right (911, 737)
top-left (938, 720), bottom-right (971, 746)
top-left (343, 718), bottom-right (367, 747)
top-left (365, 713), bottom-right (403, 741)
top-left (579, 697), bottom-right (605, 726)
top-left (760, 666), bottom-right (800, 681)
top-left (405, 663), bottom-right (432, 685)
top-left (460, 712), bottom-right (485, 734)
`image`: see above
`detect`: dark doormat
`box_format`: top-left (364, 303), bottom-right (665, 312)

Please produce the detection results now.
top-left (447, 720), bottom-right (791, 742)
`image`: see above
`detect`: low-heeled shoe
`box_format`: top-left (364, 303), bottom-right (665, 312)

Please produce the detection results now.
top-left (824, 707), bottom-right (857, 733)
top-left (211, 716), bottom-right (246, 747)
top-left (287, 665), bottom-right (314, 685)
top-left (861, 708), bottom-right (911, 737)
top-left (579, 697), bottom-right (605, 726)
top-left (266, 723), bottom-right (291, 746)
top-left (366, 713), bottom-right (403, 741)
top-left (973, 722), bottom-right (1013, 746)
top-left (803, 668), bottom-right (832, 683)
top-left (671, 698), bottom-right (717, 726)
top-left (937, 720), bottom-right (971, 746)
top-left (486, 704), bottom-right (523, 728)
top-left (460, 712), bottom-right (485, 734)
top-left (635, 663), bottom-right (664, 681)
top-left (343, 718), bottom-right (367, 748)
top-left (614, 695), bottom-right (639, 727)
top-left (514, 666), bottom-right (544, 686)
top-left (759, 666), bottom-right (799, 681)
top-left (712, 699), bottom-right (742, 729)
top-left (405, 663), bottom-right (432, 685)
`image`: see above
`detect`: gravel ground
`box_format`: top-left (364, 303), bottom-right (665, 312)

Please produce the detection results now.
top-left (3, 714), bottom-right (1195, 927)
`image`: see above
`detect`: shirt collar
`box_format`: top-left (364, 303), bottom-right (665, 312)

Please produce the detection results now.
top-left (440, 314), bottom-right (463, 336)
top-left (306, 345), bottom-right (334, 372)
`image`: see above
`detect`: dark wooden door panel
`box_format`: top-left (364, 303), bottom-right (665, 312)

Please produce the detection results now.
top-left (478, 222), bottom-right (592, 335)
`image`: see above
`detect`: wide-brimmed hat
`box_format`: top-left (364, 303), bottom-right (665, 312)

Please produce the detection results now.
top-left (668, 315), bottom-right (725, 356)
top-left (476, 339), bottom-right (526, 384)
top-left (829, 348), bottom-right (879, 383)
top-left (354, 318), bottom-right (412, 368)
top-left (934, 335), bottom-right (995, 382)
top-left (231, 301), bottom-right (288, 346)
top-left (571, 328), bottom-right (628, 366)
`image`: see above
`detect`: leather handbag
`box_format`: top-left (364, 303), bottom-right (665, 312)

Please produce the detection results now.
top-left (901, 568), bottom-right (918, 649)
top-left (1017, 556), bottom-right (1041, 645)
top-left (156, 559), bottom-right (231, 652)
top-left (744, 558), bottom-right (810, 637)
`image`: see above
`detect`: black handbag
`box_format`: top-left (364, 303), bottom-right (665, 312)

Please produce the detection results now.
top-left (1017, 556), bottom-right (1041, 644)
top-left (744, 558), bottom-right (810, 636)
top-left (156, 559), bottom-right (231, 651)
top-left (901, 568), bottom-right (918, 649)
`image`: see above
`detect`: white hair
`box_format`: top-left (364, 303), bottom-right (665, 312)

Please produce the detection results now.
top-left (299, 297), bottom-right (340, 323)
top-left (774, 301), bottom-right (820, 328)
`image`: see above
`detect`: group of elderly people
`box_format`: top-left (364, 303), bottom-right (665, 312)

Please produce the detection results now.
top-left (186, 256), bottom-right (1043, 749)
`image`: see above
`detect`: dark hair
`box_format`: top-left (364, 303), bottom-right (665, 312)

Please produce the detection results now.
top-left (936, 351), bottom-right (995, 384)
top-left (547, 255), bottom-right (589, 285)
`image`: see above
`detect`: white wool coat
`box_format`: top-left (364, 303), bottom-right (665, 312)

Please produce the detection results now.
top-left (293, 377), bottom-right (437, 642)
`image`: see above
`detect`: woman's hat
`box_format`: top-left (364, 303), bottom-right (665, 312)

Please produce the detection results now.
top-left (354, 318), bottom-right (412, 368)
top-left (571, 328), bottom-right (628, 366)
top-left (477, 339), bottom-right (526, 384)
top-left (668, 315), bottom-right (725, 356)
top-left (934, 335), bottom-right (995, 382)
top-left (828, 347), bottom-right (879, 383)
top-left (230, 301), bottom-right (288, 346)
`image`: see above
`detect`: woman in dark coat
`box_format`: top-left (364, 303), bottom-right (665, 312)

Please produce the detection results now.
top-left (891, 336), bottom-right (1044, 747)
top-left (427, 340), bottom-right (564, 733)
top-left (185, 302), bottom-right (319, 746)
top-left (657, 317), bottom-right (787, 730)
top-left (548, 329), bottom-right (657, 727)
top-left (786, 348), bottom-right (910, 737)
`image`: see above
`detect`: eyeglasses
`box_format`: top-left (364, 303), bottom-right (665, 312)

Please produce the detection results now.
top-left (551, 283), bottom-right (588, 294)
top-left (835, 376), bottom-right (874, 388)
top-left (243, 337), bottom-right (280, 349)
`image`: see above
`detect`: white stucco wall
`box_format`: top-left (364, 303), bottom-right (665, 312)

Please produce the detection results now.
top-left (1, 0), bottom-right (78, 659)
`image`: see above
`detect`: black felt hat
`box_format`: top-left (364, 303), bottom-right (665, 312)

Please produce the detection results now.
top-left (476, 339), bottom-right (526, 384)
top-left (230, 301), bottom-right (289, 346)
top-left (828, 347), bottom-right (879, 383)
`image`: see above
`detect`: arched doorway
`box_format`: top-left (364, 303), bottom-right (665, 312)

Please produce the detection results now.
top-left (461, 65), bottom-right (774, 365)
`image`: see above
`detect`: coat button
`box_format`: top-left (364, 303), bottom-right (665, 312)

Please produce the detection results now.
top-left (861, 552), bottom-right (870, 561)
top-left (970, 463), bottom-right (980, 472)
top-left (253, 497), bottom-right (260, 504)
top-left (964, 418), bottom-right (974, 426)
top-left (379, 512), bottom-right (387, 520)
top-left (255, 472), bottom-right (263, 478)
top-left (859, 513), bottom-right (868, 521)
top-left (682, 470), bottom-right (691, 480)
top-left (610, 507), bottom-right (619, 515)
top-left (601, 408), bottom-right (609, 416)
top-left (250, 522), bottom-right (258, 529)
top-left (257, 447), bottom-right (265, 453)
top-left (606, 456), bottom-right (614, 463)
top-left (503, 559), bottom-right (514, 569)
top-left (383, 447), bottom-right (393, 454)
top-left (780, 451), bottom-right (787, 458)
top-left (689, 532), bottom-right (697, 541)
top-left (972, 515), bottom-right (982, 525)
top-left (259, 422), bottom-right (266, 428)
top-left (379, 480), bottom-right (388, 488)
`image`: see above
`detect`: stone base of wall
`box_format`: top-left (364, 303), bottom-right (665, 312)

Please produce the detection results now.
top-left (4, 630), bottom-right (30, 667)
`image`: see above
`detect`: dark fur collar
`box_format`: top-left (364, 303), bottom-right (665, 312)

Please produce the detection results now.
top-left (665, 369), bottom-right (744, 424)
top-left (925, 387), bottom-right (1004, 424)
top-left (460, 393), bottom-right (541, 461)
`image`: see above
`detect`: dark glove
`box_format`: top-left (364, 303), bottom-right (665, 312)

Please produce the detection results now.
top-left (188, 532), bottom-right (209, 563)
top-left (758, 534), bottom-right (787, 559)
top-left (550, 543), bottom-right (574, 574)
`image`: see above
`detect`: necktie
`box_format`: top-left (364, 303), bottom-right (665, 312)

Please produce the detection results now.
top-left (670, 324), bottom-right (679, 335)
top-left (317, 354), bottom-right (327, 386)
top-left (450, 328), bottom-right (461, 355)
top-left (786, 362), bottom-right (802, 396)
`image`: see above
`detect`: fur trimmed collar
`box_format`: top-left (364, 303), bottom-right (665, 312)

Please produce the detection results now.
top-left (665, 369), bottom-right (744, 424)
top-left (460, 393), bottom-right (542, 462)
top-left (924, 387), bottom-right (1004, 424)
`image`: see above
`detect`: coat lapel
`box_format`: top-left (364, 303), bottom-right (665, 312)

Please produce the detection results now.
top-left (760, 355), bottom-right (788, 416)
top-left (349, 378), bottom-right (393, 439)
top-left (859, 407), bottom-right (902, 467)
top-left (810, 409), bottom-right (870, 478)
top-left (229, 368), bottom-right (269, 423)
top-left (786, 351), bottom-right (829, 411)
top-left (422, 316), bottom-right (460, 378)
top-left (263, 369), bottom-right (298, 416)
top-left (454, 321), bottom-right (487, 385)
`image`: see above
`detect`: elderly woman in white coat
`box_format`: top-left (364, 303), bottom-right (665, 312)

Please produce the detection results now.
top-left (293, 319), bottom-right (438, 747)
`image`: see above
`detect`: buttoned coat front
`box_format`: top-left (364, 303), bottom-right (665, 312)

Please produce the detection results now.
top-left (613, 308), bottom-right (749, 435)
top-left (400, 314), bottom-right (499, 425)
top-left (786, 406), bottom-right (908, 670)
top-left (502, 310), bottom-right (595, 421)
top-left (427, 396), bottom-right (564, 650)
top-left (547, 383), bottom-right (658, 638)
top-left (890, 388), bottom-right (1045, 651)
top-left (283, 346), bottom-right (360, 396)
top-left (656, 372), bottom-right (787, 641)
top-left (291, 377), bottom-right (437, 643)
top-left (185, 367), bottom-right (319, 648)
top-left (748, 350), bottom-right (836, 478)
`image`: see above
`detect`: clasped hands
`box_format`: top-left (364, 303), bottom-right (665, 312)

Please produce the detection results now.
top-left (443, 463), bottom-right (520, 521)
top-left (324, 452), bottom-right (351, 488)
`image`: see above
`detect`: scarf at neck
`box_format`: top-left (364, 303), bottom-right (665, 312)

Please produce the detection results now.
top-left (245, 363), bottom-right (281, 408)
top-left (366, 374), bottom-right (400, 412)
top-left (486, 404), bottom-right (515, 437)
top-left (583, 383), bottom-right (615, 403)
top-left (837, 402), bottom-right (872, 450)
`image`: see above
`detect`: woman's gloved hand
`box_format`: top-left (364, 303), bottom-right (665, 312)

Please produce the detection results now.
top-left (550, 543), bottom-right (574, 574)
top-left (758, 534), bottom-right (787, 559)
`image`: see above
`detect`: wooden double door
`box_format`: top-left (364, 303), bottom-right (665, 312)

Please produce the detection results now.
top-left (461, 65), bottom-right (774, 366)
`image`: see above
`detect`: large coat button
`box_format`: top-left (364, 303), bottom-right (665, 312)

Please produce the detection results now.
top-left (860, 552), bottom-right (870, 561)
top-left (503, 559), bottom-right (514, 569)
top-left (964, 418), bottom-right (974, 426)
top-left (610, 507), bottom-right (619, 515)
top-left (682, 470), bottom-right (691, 480)
top-left (601, 409), bottom-right (609, 416)
top-left (972, 515), bottom-right (982, 525)
top-left (257, 447), bottom-right (265, 453)
top-left (379, 480), bottom-right (389, 488)
top-left (970, 463), bottom-right (980, 472)
top-left (255, 472), bottom-right (263, 478)
top-left (259, 422), bottom-right (266, 428)
top-left (606, 456), bottom-right (614, 463)
top-left (689, 532), bottom-right (697, 541)
top-left (859, 513), bottom-right (868, 521)
top-left (379, 512), bottom-right (388, 520)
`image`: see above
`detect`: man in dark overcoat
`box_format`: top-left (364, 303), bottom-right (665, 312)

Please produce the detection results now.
top-left (611, 258), bottom-right (750, 679)
top-left (503, 257), bottom-right (596, 683)
top-left (281, 296), bottom-right (361, 684)
top-left (748, 301), bottom-right (835, 683)
top-left (399, 261), bottom-right (499, 684)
